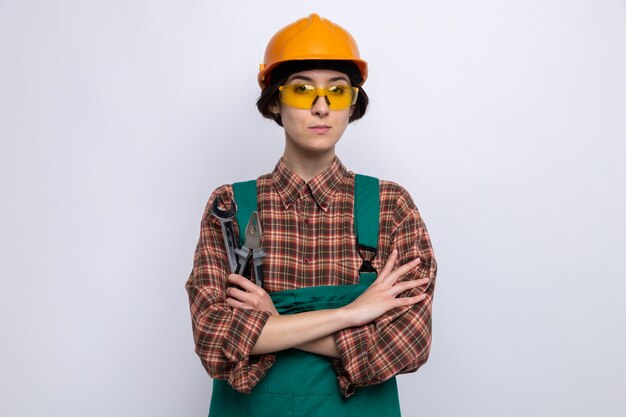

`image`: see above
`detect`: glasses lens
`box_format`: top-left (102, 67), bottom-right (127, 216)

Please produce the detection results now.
top-left (279, 85), bottom-right (359, 110)
top-left (325, 86), bottom-right (358, 110)
top-left (279, 85), bottom-right (317, 109)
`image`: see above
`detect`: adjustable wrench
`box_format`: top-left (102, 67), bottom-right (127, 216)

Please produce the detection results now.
top-left (210, 196), bottom-right (238, 273)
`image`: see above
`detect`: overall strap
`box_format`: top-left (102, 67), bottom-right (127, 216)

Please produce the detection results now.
top-left (232, 180), bottom-right (257, 247)
top-left (354, 174), bottom-right (380, 282)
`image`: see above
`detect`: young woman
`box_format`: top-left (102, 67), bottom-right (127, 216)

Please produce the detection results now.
top-left (186, 13), bottom-right (437, 417)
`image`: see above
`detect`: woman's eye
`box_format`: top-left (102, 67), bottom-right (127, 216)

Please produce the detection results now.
top-left (293, 85), bottom-right (314, 94)
top-left (328, 86), bottom-right (345, 95)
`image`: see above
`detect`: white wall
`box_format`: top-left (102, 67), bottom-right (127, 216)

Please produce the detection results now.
top-left (1, 1), bottom-right (625, 416)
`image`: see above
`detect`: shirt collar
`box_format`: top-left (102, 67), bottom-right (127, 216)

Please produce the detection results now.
top-left (272, 157), bottom-right (348, 212)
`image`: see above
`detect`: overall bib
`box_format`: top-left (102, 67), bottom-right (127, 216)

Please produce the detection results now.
top-left (208, 175), bottom-right (401, 417)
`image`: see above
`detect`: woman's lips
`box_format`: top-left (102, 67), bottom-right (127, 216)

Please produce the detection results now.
top-left (309, 125), bottom-right (331, 134)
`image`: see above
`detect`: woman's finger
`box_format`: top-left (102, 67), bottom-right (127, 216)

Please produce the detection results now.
top-left (381, 257), bottom-right (421, 286)
top-left (390, 277), bottom-right (430, 297)
top-left (228, 274), bottom-right (260, 292)
top-left (226, 297), bottom-right (250, 309)
top-left (377, 249), bottom-right (398, 280)
top-left (227, 286), bottom-right (256, 304)
top-left (394, 292), bottom-right (428, 308)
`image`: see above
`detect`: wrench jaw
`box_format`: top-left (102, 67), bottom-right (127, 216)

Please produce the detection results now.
top-left (211, 196), bottom-right (237, 219)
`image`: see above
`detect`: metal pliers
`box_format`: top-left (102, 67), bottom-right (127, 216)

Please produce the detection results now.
top-left (234, 211), bottom-right (266, 287)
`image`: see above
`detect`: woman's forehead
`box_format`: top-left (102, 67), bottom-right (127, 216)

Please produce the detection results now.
top-left (286, 69), bottom-right (350, 84)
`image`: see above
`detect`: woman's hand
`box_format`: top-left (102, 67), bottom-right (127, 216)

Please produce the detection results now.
top-left (226, 274), bottom-right (279, 315)
top-left (341, 249), bottom-right (429, 327)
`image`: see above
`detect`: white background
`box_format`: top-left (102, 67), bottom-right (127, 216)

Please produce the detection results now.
top-left (1, 1), bottom-right (625, 416)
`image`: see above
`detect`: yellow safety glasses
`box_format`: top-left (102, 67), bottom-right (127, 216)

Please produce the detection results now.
top-left (278, 84), bottom-right (359, 110)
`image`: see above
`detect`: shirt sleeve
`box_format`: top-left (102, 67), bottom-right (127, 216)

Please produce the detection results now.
top-left (331, 183), bottom-right (437, 397)
top-left (185, 185), bottom-right (275, 394)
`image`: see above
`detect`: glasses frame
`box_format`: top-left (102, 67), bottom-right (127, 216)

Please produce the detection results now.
top-left (278, 84), bottom-right (359, 110)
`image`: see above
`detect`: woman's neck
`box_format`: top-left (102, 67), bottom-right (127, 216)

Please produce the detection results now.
top-left (282, 145), bottom-right (336, 182)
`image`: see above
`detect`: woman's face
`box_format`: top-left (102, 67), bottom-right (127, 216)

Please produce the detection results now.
top-left (271, 69), bottom-right (353, 158)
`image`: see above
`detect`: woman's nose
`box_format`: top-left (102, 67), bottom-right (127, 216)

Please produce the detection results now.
top-left (311, 94), bottom-right (330, 117)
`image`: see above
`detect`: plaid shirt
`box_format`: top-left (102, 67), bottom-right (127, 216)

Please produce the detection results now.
top-left (186, 157), bottom-right (437, 397)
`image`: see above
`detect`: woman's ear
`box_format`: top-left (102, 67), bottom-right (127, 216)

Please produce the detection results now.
top-left (269, 102), bottom-right (280, 116)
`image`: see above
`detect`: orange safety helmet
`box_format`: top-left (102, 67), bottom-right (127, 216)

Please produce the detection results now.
top-left (258, 13), bottom-right (368, 88)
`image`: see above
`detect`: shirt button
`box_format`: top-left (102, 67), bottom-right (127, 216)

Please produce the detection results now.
top-left (303, 258), bottom-right (310, 264)
top-left (304, 218), bottom-right (310, 225)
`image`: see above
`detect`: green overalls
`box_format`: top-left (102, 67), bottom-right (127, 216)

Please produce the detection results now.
top-left (209, 175), bottom-right (401, 417)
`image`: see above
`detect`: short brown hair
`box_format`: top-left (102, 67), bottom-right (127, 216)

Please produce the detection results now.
top-left (256, 60), bottom-right (369, 127)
